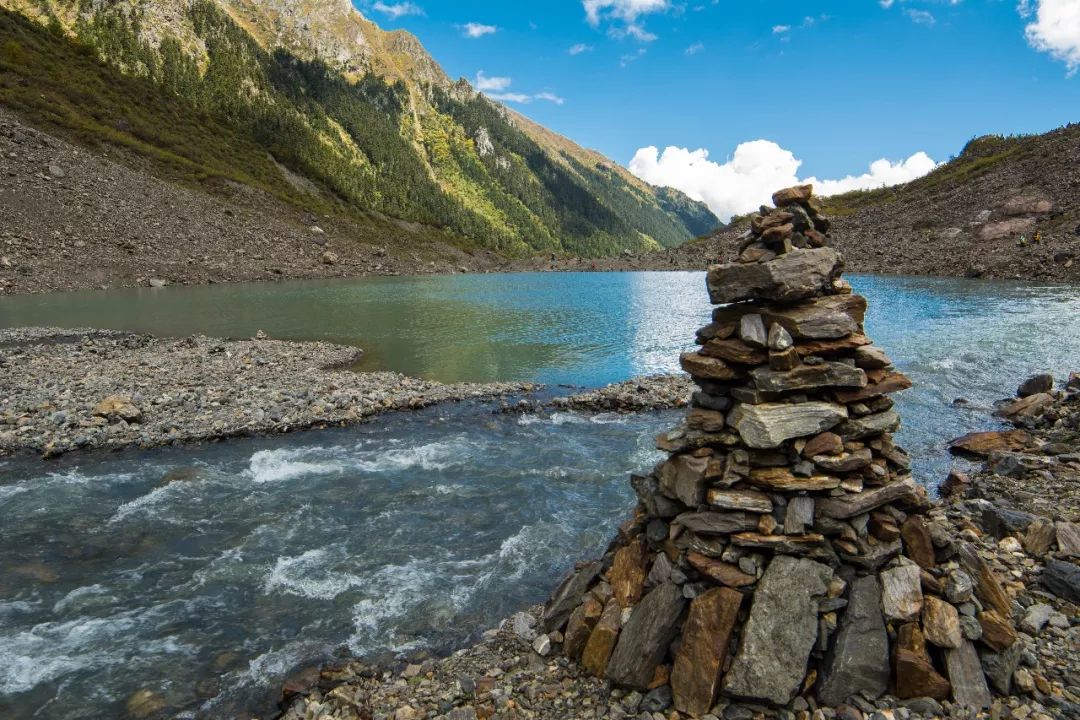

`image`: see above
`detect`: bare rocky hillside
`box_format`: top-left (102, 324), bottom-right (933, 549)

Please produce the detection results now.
top-left (0, 108), bottom-right (508, 295)
top-left (626, 125), bottom-right (1080, 283)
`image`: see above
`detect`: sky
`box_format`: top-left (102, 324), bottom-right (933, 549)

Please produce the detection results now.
top-left (356, 0), bottom-right (1080, 220)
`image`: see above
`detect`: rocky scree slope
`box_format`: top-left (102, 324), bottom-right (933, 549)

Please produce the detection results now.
top-left (0, 106), bottom-right (517, 294)
top-left (0, 0), bottom-right (716, 268)
top-left (633, 127), bottom-right (1080, 282)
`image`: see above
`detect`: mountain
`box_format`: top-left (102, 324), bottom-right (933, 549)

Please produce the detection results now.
top-left (0, 0), bottom-right (716, 262)
top-left (630, 124), bottom-right (1080, 282)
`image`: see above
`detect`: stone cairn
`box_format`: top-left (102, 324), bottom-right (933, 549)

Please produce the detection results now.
top-left (542, 185), bottom-right (1019, 717)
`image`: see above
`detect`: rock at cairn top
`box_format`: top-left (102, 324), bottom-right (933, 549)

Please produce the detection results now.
top-left (544, 185), bottom-right (1016, 717)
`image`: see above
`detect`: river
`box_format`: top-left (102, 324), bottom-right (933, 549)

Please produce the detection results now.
top-left (1, 271), bottom-right (1079, 718)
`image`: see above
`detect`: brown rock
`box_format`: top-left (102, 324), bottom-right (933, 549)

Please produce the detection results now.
top-left (995, 393), bottom-right (1055, 421)
top-left (713, 295), bottom-right (867, 341)
top-left (956, 542), bottom-right (1012, 617)
top-left (922, 596), bottom-right (962, 649)
top-left (563, 595), bottom-right (603, 659)
top-left (680, 352), bottom-right (742, 381)
top-left (948, 429), bottom-right (1036, 457)
top-left (803, 432), bottom-right (843, 458)
top-left (853, 345), bottom-right (892, 369)
top-left (761, 223), bottom-right (794, 244)
top-left (978, 217), bottom-right (1035, 241)
top-left (581, 599), bottom-right (622, 677)
top-left (1056, 521), bottom-right (1080, 557)
top-left (976, 611), bottom-right (1017, 652)
top-left (671, 588), bottom-right (742, 717)
top-left (1022, 518), bottom-right (1057, 556)
top-left (92, 395), bottom-right (143, 423)
top-left (701, 338), bottom-right (767, 365)
top-left (816, 477), bottom-right (918, 519)
top-left (869, 512), bottom-right (901, 542)
top-left (769, 347), bottom-right (801, 371)
top-left (813, 449), bottom-right (873, 473)
top-left (706, 489), bottom-right (773, 513)
top-left (772, 184), bottom-right (813, 207)
top-left (749, 467), bottom-right (841, 491)
top-left (940, 469), bottom-right (971, 498)
top-left (687, 408), bottom-right (726, 433)
top-left (894, 624), bottom-right (950, 700)
top-left (833, 373), bottom-right (913, 404)
top-left (1000, 196), bottom-right (1053, 216)
top-left (901, 516), bottom-right (936, 570)
top-left (687, 552), bottom-right (757, 587)
top-left (609, 537), bottom-right (648, 608)
top-left (795, 334), bottom-right (872, 357)
top-left (751, 210), bottom-right (794, 234)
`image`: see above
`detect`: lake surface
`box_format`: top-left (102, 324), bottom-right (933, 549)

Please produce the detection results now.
top-left (2, 271), bottom-right (1079, 719)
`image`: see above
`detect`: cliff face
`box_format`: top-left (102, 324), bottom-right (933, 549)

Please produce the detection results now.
top-left (0, 0), bottom-right (717, 257)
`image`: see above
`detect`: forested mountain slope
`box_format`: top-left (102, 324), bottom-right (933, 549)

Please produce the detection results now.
top-left (0, 0), bottom-right (716, 262)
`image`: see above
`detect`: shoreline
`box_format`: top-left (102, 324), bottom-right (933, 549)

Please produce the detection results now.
top-left (4, 258), bottom-right (1080, 301)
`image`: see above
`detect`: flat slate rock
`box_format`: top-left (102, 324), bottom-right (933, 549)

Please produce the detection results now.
top-left (817, 575), bottom-right (890, 706)
top-left (722, 555), bottom-right (833, 705)
top-left (712, 294), bottom-right (867, 341)
top-left (729, 401), bottom-right (848, 449)
top-left (945, 640), bottom-right (992, 710)
top-left (751, 362), bottom-right (867, 393)
top-left (707, 247), bottom-right (842, 304)
top-left (606, 582), bottom-right (687, 690)
top-left (948, 429), bottom-right (1036, 457)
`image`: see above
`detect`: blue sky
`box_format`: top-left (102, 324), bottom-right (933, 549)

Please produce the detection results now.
top-left (357, 1), bottom-right (1080, 218)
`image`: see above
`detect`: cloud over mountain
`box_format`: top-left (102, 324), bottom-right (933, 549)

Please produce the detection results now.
top-left (628, 141), bottom-right (938, 221)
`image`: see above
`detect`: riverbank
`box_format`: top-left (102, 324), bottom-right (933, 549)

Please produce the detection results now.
top-left (276, 371), bottom-right (1080, 720)
top-left (0, 327), bottom-right (698, 459)
top-left (0, 328), bottom-right (536, 458)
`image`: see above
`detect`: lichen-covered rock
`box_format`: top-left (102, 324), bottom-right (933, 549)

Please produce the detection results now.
top-left (721, 556), bottom-right (832, 705)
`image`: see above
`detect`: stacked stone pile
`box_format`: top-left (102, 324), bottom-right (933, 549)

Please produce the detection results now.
top-left (541, 185), bottom-right (1024, 717)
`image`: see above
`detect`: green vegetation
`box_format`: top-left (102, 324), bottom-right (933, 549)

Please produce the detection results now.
top-left (0, 1), bottom-right (716, 256)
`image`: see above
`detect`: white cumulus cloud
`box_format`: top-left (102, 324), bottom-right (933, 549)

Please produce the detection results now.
top-left (475, 74), bottom-right (564, 105)
top-left (475, 71), bottom-right (512, 92)
top-left (583, 0), bottom-right (668, 41)
top-left (371, 2), bottom-right (424, 19)
top-left (1020, 0), bottom-right (1080, 76)
top-left (584, 0), bottom-right (669, 25)
top-left (461, 22), bottom-right (497, 38)
top-left (628, 141), bottom-right (939, 222)
top-left (569, 43), bottom-right (594, 55)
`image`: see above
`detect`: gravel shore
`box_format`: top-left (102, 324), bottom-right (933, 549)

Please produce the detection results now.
top-left (549, 375), bottom-right (694, 413)
top-left (0, 328), bottom-right (536, 458)
top-left (276, 373), bottom-right (1080, 720)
